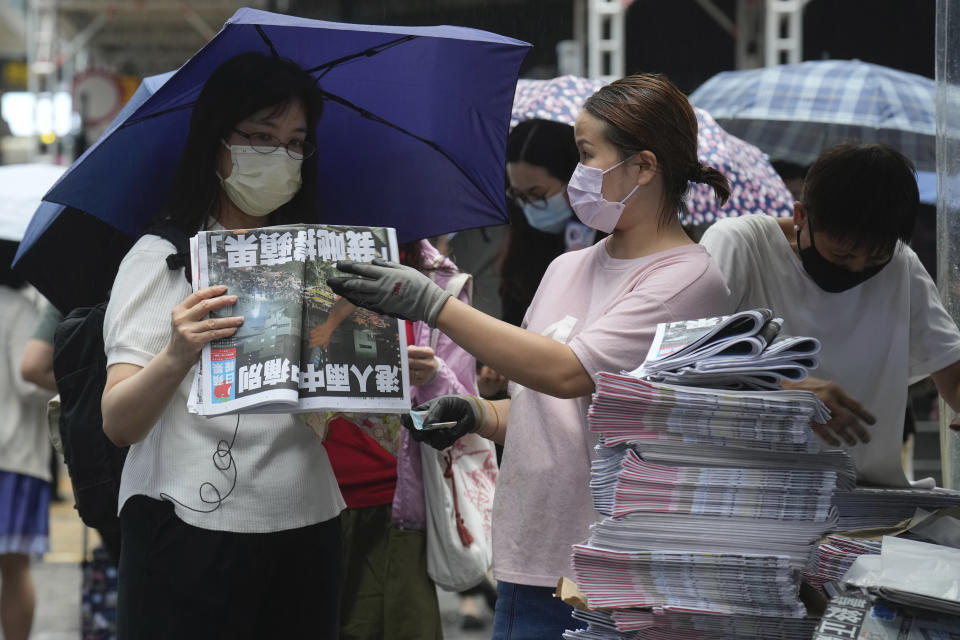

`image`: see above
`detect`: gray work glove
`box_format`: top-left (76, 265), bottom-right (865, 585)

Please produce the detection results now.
top-left (327, 259), bottom-right (451, 327)
top-left (401, 394), bottom-right (487, 450)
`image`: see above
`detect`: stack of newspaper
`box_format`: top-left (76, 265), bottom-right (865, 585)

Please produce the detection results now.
top-left (565, 312), bottom-right (849, 639)
top-left (571, 512), bottom-right (834, 615)
top-left (569, 609), bottom-right (817, 639)
top-left (803, 535), bottom-right (882, 594)
top-left (588, 375), bottom-right (831, 452)
top-left (831, 487), bottom-right (960, 530)
top-left (591, 448), bottom-right (840, 520)
top-left (630, 309), bottom-right (820, 390)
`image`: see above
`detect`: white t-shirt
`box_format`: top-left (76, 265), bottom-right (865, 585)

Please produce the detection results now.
top-left (0, 286), bottom-right (53, 482)
top-left (496, 239), bottom-right (733, 587)
top-left (701, 214), bottom-right (960, 487)
top-left (104, 234), bottom-right (345, 533)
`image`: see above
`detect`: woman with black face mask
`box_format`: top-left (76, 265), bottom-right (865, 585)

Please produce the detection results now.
top-left (701, 143), bottom-right (960, 488)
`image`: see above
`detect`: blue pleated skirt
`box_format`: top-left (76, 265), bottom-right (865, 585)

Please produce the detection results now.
top-left (0, 469), bottom-right (50, 556)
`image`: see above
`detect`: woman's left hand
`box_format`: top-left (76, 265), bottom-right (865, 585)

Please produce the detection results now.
top-left (408, 345), bottom-right (440, 387)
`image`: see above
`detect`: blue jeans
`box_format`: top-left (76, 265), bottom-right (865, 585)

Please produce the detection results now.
top-left (492, 581), bottom-right (586, 640)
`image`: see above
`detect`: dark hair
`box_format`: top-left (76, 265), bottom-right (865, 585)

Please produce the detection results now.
top-left (498, 198), bottom-right (565, 325)
top-left (771, 160), bottom-right (808, 182)
top-left (0, 240), bottom-right (27, 289)
top-left (802, 143), bottom-right (919, 256)
top-left (506, 119), bottom-right (579, 182)
top-left (582, 73), bottom-right (729, 226)
top-left (162, 53), bottom-right (324, 233)
top-left (500, 120), bottom-right (577, 322)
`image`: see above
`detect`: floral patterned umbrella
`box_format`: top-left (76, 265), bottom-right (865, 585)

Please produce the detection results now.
top-left (511, 76), bottom-right (794, 225)
top-left (511, 75), bottom-right (607, 130)
top-left (685, 107), bottom-right (794, 226)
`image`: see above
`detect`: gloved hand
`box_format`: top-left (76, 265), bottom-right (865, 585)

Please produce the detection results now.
top-left (327, 259), bottom-right (451, 327)
top-left (401, 394), bottom-right (487, 450)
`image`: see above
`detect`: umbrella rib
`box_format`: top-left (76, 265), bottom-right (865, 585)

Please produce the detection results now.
top-left (114, 36), bottom-right (417, 130)
top-left (307, 35), bottom-right (418, 78)
top-left (255, 25), bottom-right (280, 58)
top-left (320, 89), bottom-right (506, 217)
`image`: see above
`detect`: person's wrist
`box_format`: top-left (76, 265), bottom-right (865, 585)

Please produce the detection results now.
top-left (422, 359), bottom-right (441, 386)
top-left (424, 291), bottom-right (453, 328)
top-left (476, 398), bottom-right (500, 439)
top-left (160, 342), bottom-right (197, 377)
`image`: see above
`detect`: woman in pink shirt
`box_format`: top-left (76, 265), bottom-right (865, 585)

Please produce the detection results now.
top-left (330, 73), bottom-right (735, 639)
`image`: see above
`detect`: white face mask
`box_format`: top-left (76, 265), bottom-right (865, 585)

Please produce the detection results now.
top-left (565, 158), bottom-right (639, 233)
top-left (217, 142), bottom-right (303, 217)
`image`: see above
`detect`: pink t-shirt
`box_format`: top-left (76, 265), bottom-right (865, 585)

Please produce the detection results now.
top-left (494, 239), bottom-right (733, 587)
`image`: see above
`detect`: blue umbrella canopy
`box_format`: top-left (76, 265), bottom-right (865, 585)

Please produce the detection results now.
top-left (15, 9), bottom-right (529, 311)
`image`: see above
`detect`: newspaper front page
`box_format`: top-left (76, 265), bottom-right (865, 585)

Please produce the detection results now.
top-left (188, 224), bottom-right (410, 416)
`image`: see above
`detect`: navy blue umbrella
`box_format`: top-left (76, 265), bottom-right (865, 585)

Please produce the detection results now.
top-left (15, 9), bottom-right (529, 312)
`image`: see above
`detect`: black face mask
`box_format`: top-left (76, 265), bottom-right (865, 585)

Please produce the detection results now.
top-left (798, 221), bottom-right (890, 293)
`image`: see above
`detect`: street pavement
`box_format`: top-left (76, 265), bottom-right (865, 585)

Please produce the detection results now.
top-left (7, 467), bottom-right (494, 639)
top-left (21, 563), bottom-right (492, 640)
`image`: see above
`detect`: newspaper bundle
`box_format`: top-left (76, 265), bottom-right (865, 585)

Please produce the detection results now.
top-left (632, 308), bottom-right (821, 390)
top-left (187, 223), bottom-right (410, 416)
top-left (565, 313), bottom-right (850, 639)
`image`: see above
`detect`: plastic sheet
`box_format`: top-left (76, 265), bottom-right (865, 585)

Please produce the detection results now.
top-left (880, 536), bottom-right (960, 602)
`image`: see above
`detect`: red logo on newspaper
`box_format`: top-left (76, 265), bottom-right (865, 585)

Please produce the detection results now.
top-left (211, 348), bottom-right (237, 361)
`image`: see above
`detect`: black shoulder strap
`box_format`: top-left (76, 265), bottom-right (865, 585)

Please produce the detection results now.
top-left (143, 220), bottom-right (192, 284)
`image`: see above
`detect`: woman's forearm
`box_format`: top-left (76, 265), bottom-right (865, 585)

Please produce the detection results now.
top-left (101, 285), bottom-right (243, 447)
top-left (20, 339), bottom-right (57, 392)
top-left (476, 397), bottom-right (510, 445)
top-left (435, 298), bottom-right (594, 399)
top-left (101, 349), bottom-right (193, 447)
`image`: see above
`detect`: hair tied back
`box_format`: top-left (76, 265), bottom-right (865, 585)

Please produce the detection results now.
top-left (691, 162), bottom-right (706, 183)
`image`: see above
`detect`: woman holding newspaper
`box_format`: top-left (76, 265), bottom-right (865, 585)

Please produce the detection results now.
top-left (329, 73), bottom-right (736, 638)
top-left (99, 53), bottom-right (344, 639)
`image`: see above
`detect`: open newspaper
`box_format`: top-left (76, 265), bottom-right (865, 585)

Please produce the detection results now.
top-left (630, 309), bottom-right (821, 390)
top-left (187, 224), bottom-right (410, 416)
top-left (813, 590), bottom-right (960, 638)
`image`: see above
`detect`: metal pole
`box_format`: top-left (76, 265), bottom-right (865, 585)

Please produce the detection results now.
top-left (735, 0), bottom-right (764, 70)
top-left (936, 0), bottom-right (960, 489)
top-left (764, 0), bottom-right (805, 66)
top-left (586, 0), bottom-right (625, 82)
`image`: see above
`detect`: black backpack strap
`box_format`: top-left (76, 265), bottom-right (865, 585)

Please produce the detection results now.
top-left (143, 219), bottom-right (192, 284)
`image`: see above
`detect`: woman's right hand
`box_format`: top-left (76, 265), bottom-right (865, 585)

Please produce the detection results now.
top-left (327, 259), bottom-right (452, 327)
top-left (165, 285), bottom-right (243, 370)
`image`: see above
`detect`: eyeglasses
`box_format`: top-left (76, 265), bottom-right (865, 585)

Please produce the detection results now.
top-left (231, 129), bottom-right (316, 160)
top-left (506, 187), bottom-right (550, 209)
